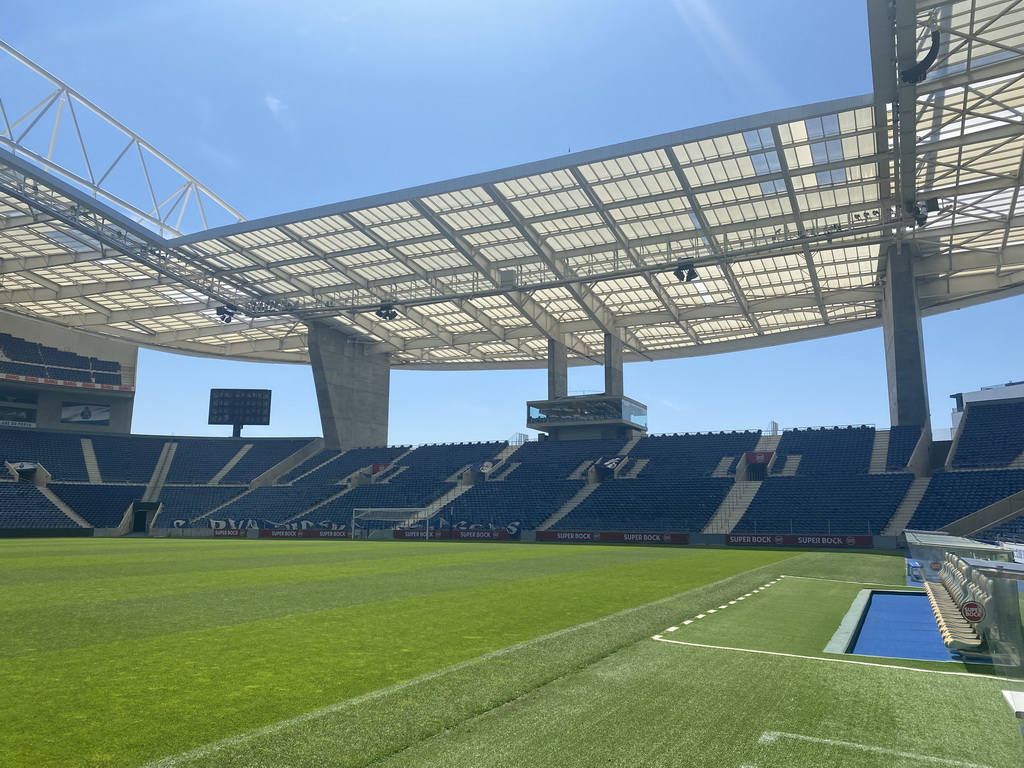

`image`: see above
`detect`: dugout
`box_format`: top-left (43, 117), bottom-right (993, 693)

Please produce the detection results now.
top-left (905, 530), bottom-right (1013, 582)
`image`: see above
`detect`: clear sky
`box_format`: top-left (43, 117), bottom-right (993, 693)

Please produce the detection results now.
top-left (4, 0), bottom-right (1022, 443)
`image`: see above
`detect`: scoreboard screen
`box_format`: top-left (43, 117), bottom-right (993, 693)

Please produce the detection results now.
top-left (208, 389), bottom-right (272, 426)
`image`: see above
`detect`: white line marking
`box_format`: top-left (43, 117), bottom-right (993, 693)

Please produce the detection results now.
top-left (695, 613), bottom-right (706, 619)
top-left (682, 620), bottom-right (693, 625)
top-left (140, 572), bottom-right (759, 768)
top-left (729, 600), bottom-right (737, 604)
top-left (781, 574), bottom-right (912, 587)
top-left (759, 731), bottom-right (998, 768)
top-left (653, 638), bottom-right (1006, 680)
top-left (718, 605), bottom-right (728, 609)
top-left (666, 627), bottom-right (678, 632)
top-left (737, 596), bottom-right (746, 600)
top-left (707, 609), bottom-right (717, 613)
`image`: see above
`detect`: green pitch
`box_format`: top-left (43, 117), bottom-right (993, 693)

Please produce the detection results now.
top-left (0, 539), bottom-right (1020, 768)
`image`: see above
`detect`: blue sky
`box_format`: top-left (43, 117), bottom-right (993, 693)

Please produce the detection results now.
top-left (5, 0), bottom-right (1022, 442)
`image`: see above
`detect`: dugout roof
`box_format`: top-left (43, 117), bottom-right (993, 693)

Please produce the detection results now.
top-left (0, 0), bottom-right (1022, 369)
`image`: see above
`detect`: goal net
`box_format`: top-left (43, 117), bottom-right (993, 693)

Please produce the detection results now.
top-left (351, 507), bottom-right (436, 539)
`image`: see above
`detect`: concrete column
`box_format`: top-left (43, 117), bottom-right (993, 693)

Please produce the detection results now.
top-left (307, 322), bottom-right (391, 450)
top-left (547, 338), bottom-right (568, 399)
top-left (882, 242), bottom-right (930, 428)
top-left (604, 332), bottom-right (623, 398)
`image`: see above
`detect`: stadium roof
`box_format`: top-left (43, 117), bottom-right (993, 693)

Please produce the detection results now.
top-left (1, 0), bottom-right (1022, 370)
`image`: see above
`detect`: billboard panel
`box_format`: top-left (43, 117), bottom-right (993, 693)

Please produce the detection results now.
top-left (60, 402), bottom-right (111, 425)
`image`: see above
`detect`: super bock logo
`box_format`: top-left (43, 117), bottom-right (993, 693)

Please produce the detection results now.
top-left (846, 537), bottom-right (855, 545)
top-left (774, 536), bottom-right (784, 544)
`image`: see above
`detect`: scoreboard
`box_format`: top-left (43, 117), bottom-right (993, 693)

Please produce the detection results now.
top-left (208, 389), bottom-right (271, 434)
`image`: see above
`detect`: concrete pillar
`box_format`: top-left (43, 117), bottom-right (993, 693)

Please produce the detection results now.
top-left (547, 338), bottom-right (568, 399)
top-left (307, 322), bottom-right (391, 450)
top-left (882, 242), bottom-right (930, 429)
top-left (604, 332), bottom-right (623, 398)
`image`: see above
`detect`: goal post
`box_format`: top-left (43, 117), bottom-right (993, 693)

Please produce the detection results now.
top-left (351, 507), bottom-right (440, 540)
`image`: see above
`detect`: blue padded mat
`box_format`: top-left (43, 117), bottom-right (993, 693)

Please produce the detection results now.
top-left (851, 592), bottom-right (954, 662)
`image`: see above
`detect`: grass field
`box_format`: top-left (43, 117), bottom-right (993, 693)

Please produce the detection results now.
top-left (1, 539), bottom-right (1021, 768)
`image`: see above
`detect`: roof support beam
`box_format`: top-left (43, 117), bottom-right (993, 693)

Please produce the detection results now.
top-left (482, 183), bottom-right (649, 357)
top-left (663, 146), bottom-right (764, 336)
top-left (408, 198), bottom-right (601, 363)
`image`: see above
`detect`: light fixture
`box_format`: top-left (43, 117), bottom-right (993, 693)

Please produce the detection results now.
top-left (375, 304), bottom-right (399, 320)
top-left (673, 262), bottom-right (699, 283)
top-left (215, 305), bottom-right (237, 323)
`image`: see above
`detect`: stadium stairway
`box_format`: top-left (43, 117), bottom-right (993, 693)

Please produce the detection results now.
top-left (868, 430), bottom-right (890, 473)
top-left (143, 443), bottom-right (176, 502)
top-left (753, 433), bottom-right (782, 452)
top-left (941, 486), bottom-right (1024, 537)
top-left (778, 455), bottom-right (802, 475)
top-left (250, 438), bottom-right (324, 487)
top-left (408, 484), bottom-right (474, 525)
top-left (186, 488), bottom-right (254, 526)
top-left (882, 476), bottom-right (931, 535)
top-left (701, 480), bottom-right (761, 534)
top-left (711, 456), bottom-right (733, 477)
top-left (210, 445), bottom-right (252, 484)
top-left (38, 487), bottom-right (91, 528)
top-left (1010, 448), bottom-right (1024, 470)
top-left (618, 458), bottom-right (649, 479)
top-left (80, 439), bottom-right (102, 483)
top-left (536, 484), bottom-right (600, 531)
top-left (280, 487), bottom-right (354, 525)
top-left (567, 460), bottom-right (593, 480)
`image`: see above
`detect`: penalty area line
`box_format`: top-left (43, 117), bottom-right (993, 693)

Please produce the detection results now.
top-left (652, 638), bottom-right (1006, 680)
top-left (759, 731), bottom-right (998, 768)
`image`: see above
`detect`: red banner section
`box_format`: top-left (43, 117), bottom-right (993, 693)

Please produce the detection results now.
top-left (450, 529), bottom-right (513, 541)
top-left (536, 531), bottom-right (688, 544)
top-left (744, 451), bottom-right (774, 465)
top-left (393, 530), bottom-right (451, 540)
top-left (257, 529), bottom-right (352, 539)
top-left (725, 534), bottom-right (873, 547)
top-left (2, 372), bottom-right (134, 391)
top-left (212, 529), bottom-right (248, 537)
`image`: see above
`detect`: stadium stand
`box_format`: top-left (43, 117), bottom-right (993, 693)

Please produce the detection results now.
top-left (0, 332), bottom-right (123, 386)
top-left (885, 424), bottom-right (921, 471)
top-left (305, 481), bottom-right (453, 529)
top-left (554, 477), bottom-right (734, 532)
top-left (190, 485), bottom-right (344, 527)
top-left (0, 483), bottom-right (80, 528)
top-left (90, 434), bottom-right (166, 483)
top-left (442, 479), bottom-right (587, 533)
top-left (165, 439), bottom-right (248, 484)
top-left (0, 427), bottom-right (89, 481)
top-left (979, 516), bottom-right (1024, 543)
top-left (276, 450), bottom-right (343, 484)
top-left (290, 446), bottom-right (409, 484)
top-left (218, 438), bottom-right (312, 484)
top-left (908, 470), bottom-right (1024, 531)
top-left (627, 432), bottom-right (761, 477)
top-left (1, 415), bottom-right (1022, 540)
top-left (50, 483), bottom-right (144, 528)
top-left (732, 474), bottom-right (914, 535)
top-left (155, 486), bottom-right (249, 526)
top-left (951, 400), bottom-right (1024, 468)
top-left (771, 425), bottom-right (874, 475)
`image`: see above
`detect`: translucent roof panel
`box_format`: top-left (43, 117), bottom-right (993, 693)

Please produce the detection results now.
top-left (1, 1), bottom-right (1021, 368)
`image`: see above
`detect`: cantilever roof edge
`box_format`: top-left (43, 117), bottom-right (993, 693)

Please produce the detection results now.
top-left (169, 93), bottom-right (877, 247)
top-left (0, 145), bottom-right (175, 248)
